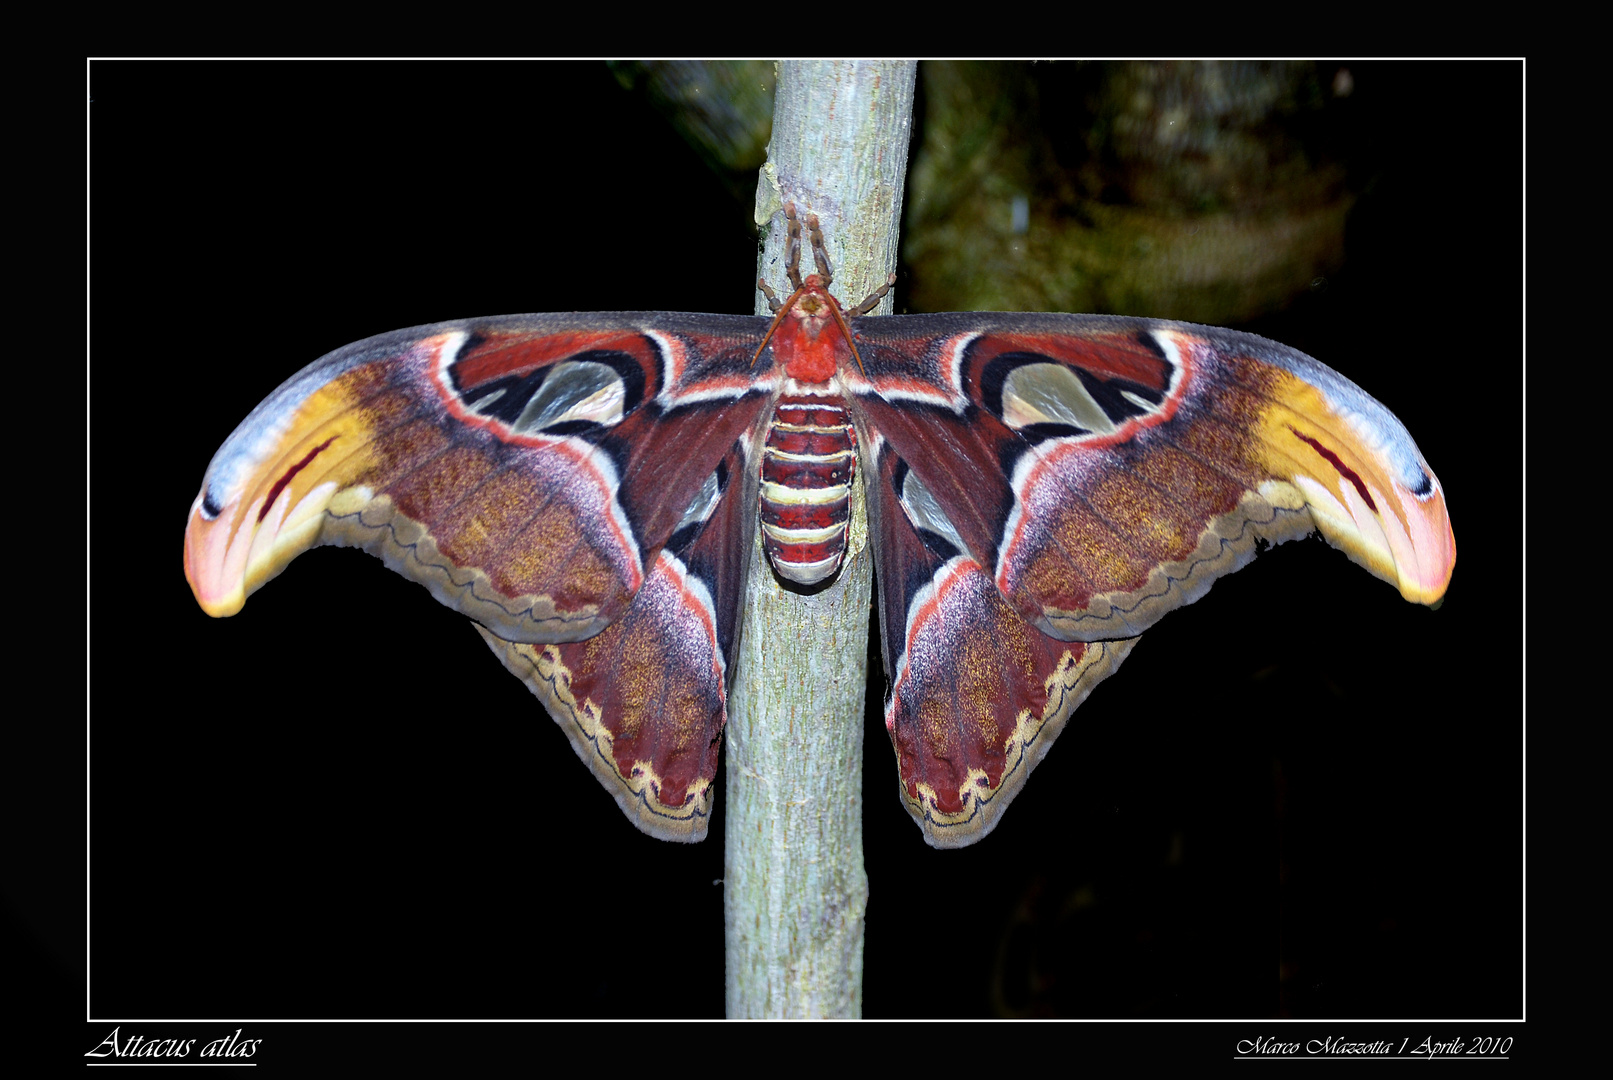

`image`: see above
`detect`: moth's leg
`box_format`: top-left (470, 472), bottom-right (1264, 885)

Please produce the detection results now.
top-left (758, 276), bottom-right (784, 314)
top-left (846, 273), bottom-right (899, 316)
top-left (804, 212), bottom-right (833, 287)
top-left (784, 201), bottom-right (805, 291)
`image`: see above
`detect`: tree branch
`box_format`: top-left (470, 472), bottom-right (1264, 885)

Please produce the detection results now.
top-left (722, 59), bottom-right (916, 1019)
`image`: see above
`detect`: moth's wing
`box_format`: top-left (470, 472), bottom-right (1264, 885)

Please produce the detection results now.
top-left (476, 429), bottom-right (764, 841)
top-left (848, 312), bottom-right (1455, 642)
top-left (852, 412), bottom-right (1137, 847)
top-left (183, 312), bottom-right (776, 842)
top-left (846, 312), bottom-right (1454, 846)
top-left (184, 312), bottom-right (775, 645)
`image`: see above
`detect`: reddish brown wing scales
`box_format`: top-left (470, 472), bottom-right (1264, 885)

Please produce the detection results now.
top-left (468, 431), bottom-right (759, 842)
top-left (183, 313), bottom-right (774, 843)
top-left (886, 559), bottom-right (1137, 846)
top-left (851, 317), bottom-right (1335, 642)
top-left (858, 428), bottom-right (1137, 847)
top-left (476, 546), bottom-right (726, 841)
top-left (186, 315), bottom-right (774, 648)
top-left (847, 310), bottom-right (1452, 845)
top-left (185, 209), bottom-right (1454, 850)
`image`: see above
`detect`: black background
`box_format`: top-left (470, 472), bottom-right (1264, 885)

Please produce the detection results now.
top-left (83, 61), bottom-right (1521, 1022)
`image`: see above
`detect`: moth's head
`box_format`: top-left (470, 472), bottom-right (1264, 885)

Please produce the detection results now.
top-left (788, 277), bottom-right (838, 333)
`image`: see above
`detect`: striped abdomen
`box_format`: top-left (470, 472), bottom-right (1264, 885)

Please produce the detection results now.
top-left (760, 395), bottom-right (856, 585)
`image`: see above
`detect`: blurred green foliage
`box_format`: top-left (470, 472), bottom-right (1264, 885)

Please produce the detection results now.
top-left (616, 61), bottom-right (1365, 325)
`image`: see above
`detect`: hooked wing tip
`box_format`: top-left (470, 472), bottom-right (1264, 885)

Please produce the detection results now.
top-left (184, 478), bottom-right (328, 619)
top-left (184, 494), bottom-right (250, 618)
top-left (1282, 467), bottom-right (1456, 609)
top-left (1397, 487), bottom-right (1456, 607)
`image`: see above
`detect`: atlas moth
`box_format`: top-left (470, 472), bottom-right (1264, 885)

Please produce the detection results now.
top-left (183, 204), bottom-right (1455, 848)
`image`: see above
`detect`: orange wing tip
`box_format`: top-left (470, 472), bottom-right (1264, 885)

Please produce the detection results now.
top-left (183, 481), bottom-right (352, 618)
top-left (183, 491), bottom-right (257, 617)
top-left (1255, 362), bottom-right (1456, 606)
top-left (1385, 480), bottom-right (1456, 605)
top-left (1278, 473), bottom-right (1455, 607)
